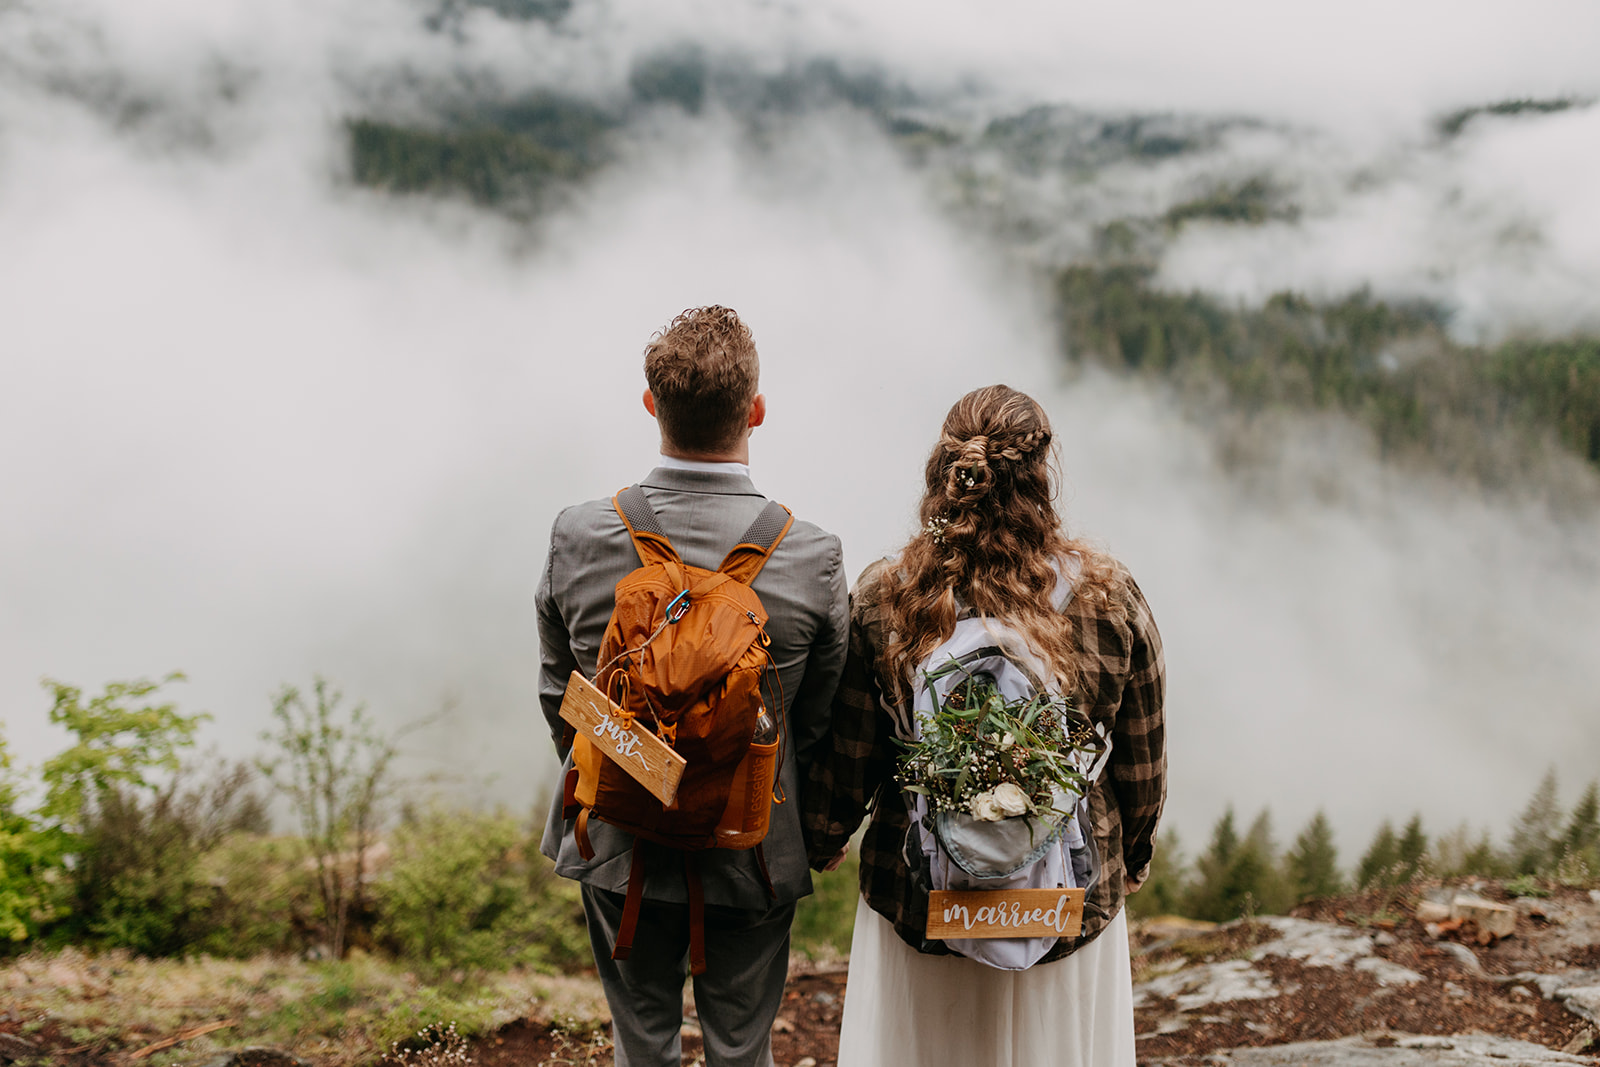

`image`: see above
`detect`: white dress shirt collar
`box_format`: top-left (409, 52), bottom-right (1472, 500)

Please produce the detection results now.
top-left (656, 454), bottom-right (751, 478)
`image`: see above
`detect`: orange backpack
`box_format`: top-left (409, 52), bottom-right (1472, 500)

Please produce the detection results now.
top-left (562, 485), bottom-right (793, 972)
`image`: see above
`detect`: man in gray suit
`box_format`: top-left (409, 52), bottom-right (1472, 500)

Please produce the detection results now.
top-left (537, 305), bottom-right (849, 1067)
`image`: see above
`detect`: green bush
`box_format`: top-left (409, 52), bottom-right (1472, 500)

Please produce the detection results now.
top-left (0, 726), bottom-right (62, 945)
top-left (373, 806), bottom-right (587, 974)
top-left (192, 832), bottom-right (320, 957)
top-left (61, 761), bottom-right (269, 956)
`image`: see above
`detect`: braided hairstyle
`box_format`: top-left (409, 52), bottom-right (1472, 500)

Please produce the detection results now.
top-left (881, 384), bottom-right (1126, 699)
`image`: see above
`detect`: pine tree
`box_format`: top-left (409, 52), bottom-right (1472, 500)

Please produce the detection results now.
top-left (1185, 807), bottom-right (1239, 921)
top-left (1432, 822), bottom-right (1502, 879)
top-left (1187, 808), bottom-right (1291, 920)
top-left (1242, 809), bottom-right (1293, 914)
top-left (1285, 810), bottom-right (1343, 902)
top-left (1556, 781), bottom-right (1600, 879)
top-left (1559, 782), bottom-right (1599, 857)
top-left (1357, 820), bottom-right (1399, 889)
top-left (1130, 830), bottom-right (1189, 918)
top-left (1394, 814), bottom-right (1429, 884)
top-left (1507, 767), bottom-right (1561, 874)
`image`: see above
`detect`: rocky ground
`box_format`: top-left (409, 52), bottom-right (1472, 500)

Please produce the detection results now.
top-left (468, 882), bottom-right (1600, 1067)
top-left (4, 882), bottom-right (1598, 1066)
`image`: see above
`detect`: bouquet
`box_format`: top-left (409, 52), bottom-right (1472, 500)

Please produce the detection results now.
top-left (896, 659), bottom-right (1102, 826)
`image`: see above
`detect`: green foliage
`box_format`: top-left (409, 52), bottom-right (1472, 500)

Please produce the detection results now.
top-left (1393, 814), bottom-right (1429, 885)
top-left (1504, 873), bottom-right (1551, 898)
top-left (191, 832), bottom-right (319, 957)
top-left (1165, 178), bottom-right (1288, 229)
top-left (1356, 820), bottom-right (1399, 889)
top-left (1438, 97), bottom-right (1587, 138)
top-left (39, 674), bottom-right (206, 831)
top-left (373, 805), bottom-right (587, 975)
top-left (1551, 781), bottom-right (1600, 886)
top-left (1054, 266), bottom-right (1600, 488)
top-left (629, 49), bottom-right (708, 113)
top-left (1431, 822), bottom-right (1505, 880)
top-left (1487, 339), bottom-right (1600, 464)
top-left (1184, 807), bottom-right (1287, 921)
top-left (258, 678), bottom-right (401, 959)
top-left (62, 762), bottom-right (266, 956)
top-left (792, 849), bottom-right (861, 958)
top-left (1284, 810), bottom-right (1343, 903)
top-left (1127, 830), bottom-right (1187, 918)
top-left (0, 726), bottom-right (61, 943)
top-left (896, 661), bottom-right (1098, 821)
top-left (28, 675), bottom-right (220, 952)
top-left (1507, 767), bottom-right (1563, 875)
top-left (348, 94), bottom-right (615, 212)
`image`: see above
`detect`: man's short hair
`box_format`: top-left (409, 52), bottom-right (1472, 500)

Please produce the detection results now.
top-left (643, 305), bottom-right (760, 454)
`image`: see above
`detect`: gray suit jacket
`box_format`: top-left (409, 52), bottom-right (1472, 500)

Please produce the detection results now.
top-left (537, 466), bottom-right (849, 908)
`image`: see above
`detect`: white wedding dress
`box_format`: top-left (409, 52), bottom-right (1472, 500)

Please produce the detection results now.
top-left (835, 897), bottom-right (1137, 1067)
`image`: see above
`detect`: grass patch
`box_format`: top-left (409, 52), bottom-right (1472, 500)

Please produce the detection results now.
top-left (791, 851), bottom-right (860, 961)
top-left (0, 948), bottom-right (607, 1067)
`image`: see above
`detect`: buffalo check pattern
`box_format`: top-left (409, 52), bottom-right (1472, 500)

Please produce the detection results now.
top-left (802, 558), bottom-right (1167, 962)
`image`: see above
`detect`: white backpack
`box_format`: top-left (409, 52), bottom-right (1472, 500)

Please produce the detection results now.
top-left (890, 563), bottom-right (1112, 970)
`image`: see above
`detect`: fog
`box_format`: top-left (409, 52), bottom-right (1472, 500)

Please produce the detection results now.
top-left (3, 0), bottom-right (1599, 853)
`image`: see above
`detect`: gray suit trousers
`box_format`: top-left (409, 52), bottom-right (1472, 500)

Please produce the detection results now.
top-left (582, 881), bottom-right (794, 1067)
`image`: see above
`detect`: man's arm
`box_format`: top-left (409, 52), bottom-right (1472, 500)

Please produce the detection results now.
top-left (787, 534), bottom-right (849, 772)
top-left (535, 508), bottom-right (580, 758)
top-left (802, 576), bottom-right (895, 869)
top-left (1109, 574), bottom-right (1167, 884)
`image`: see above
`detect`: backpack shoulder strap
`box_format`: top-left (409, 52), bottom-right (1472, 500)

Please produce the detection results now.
top-left (717, 500), bottom-right (794, 584)
top-left (613, 486), bottom-right (681, 568)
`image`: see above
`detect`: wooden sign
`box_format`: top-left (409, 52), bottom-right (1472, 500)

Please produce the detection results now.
top-left (926, 888), bottom-right (1086, 940)
top-left (559, 671), bottom-right (686, 806)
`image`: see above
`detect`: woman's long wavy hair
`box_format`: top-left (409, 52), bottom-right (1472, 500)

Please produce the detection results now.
top-left (881, 385), bottom-right (1126, 700)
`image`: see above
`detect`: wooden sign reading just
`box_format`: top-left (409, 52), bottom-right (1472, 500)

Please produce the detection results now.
top-left (559, 671), bottom-right (687, 807)
top-left (926, 888), bottom-right (1086, 940)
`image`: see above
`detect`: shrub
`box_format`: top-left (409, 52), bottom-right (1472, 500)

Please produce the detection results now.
top-left (373, 805), bottom-right (587, 974)
top-left (63, 760), bottom-right (268, 955)
top-left (191, 832), bottom-right (320, 957)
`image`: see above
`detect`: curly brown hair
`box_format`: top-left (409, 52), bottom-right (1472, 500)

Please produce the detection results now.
top-left (643, 305), bottom-right (759, 454)
top-left (881, 384), bottom-right (1127, 699)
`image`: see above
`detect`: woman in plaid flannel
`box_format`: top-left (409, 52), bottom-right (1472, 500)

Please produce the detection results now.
top-left (804, 384), bottom-right (1167, 1067)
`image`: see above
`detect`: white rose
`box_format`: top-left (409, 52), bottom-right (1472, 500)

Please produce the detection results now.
top-left (993, 782), bottom-right (1031, 817)
top-left (968, 789), bottom-right (1005, 822)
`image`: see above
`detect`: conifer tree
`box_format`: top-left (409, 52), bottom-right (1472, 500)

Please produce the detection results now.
top-left (1557, 781), bottom-right (1599, 874)
top-left (1507, 767), bottom-right (1562, 874)
top-left (1187, 808), bottom-right (1290, 920)
top-left (1357, 820), bottom-right (1399, 889)
top-left (1185, 807), bottom-right (1238, 920)
top-left (1242, 809), bottom-right (1293, 914)
top-left (1394, 814), bottom-right (1429, 884)
top-left (1285, 810), bottom-right (1343, 902)
top-left (1130, 830), bottom-right (1188, 918)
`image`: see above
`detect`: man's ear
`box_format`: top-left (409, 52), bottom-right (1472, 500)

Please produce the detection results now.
top-left (643, 389), bottom-right (657, 418)
top-left (748, 393), bottom-right (767, 429)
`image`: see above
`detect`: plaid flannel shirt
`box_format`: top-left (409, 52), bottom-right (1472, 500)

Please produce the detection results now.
top-left (802, 557), bottom-right (1166, 962)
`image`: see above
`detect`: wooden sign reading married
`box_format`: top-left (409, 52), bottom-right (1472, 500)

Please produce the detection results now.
top-left (559, 671), bottom-right (687, 807)
top-left (926, 888), bottom-right (1086, 940)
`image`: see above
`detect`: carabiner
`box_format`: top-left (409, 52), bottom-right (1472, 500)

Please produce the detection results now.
top-left (665, 589), bottom-right (691, 623)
